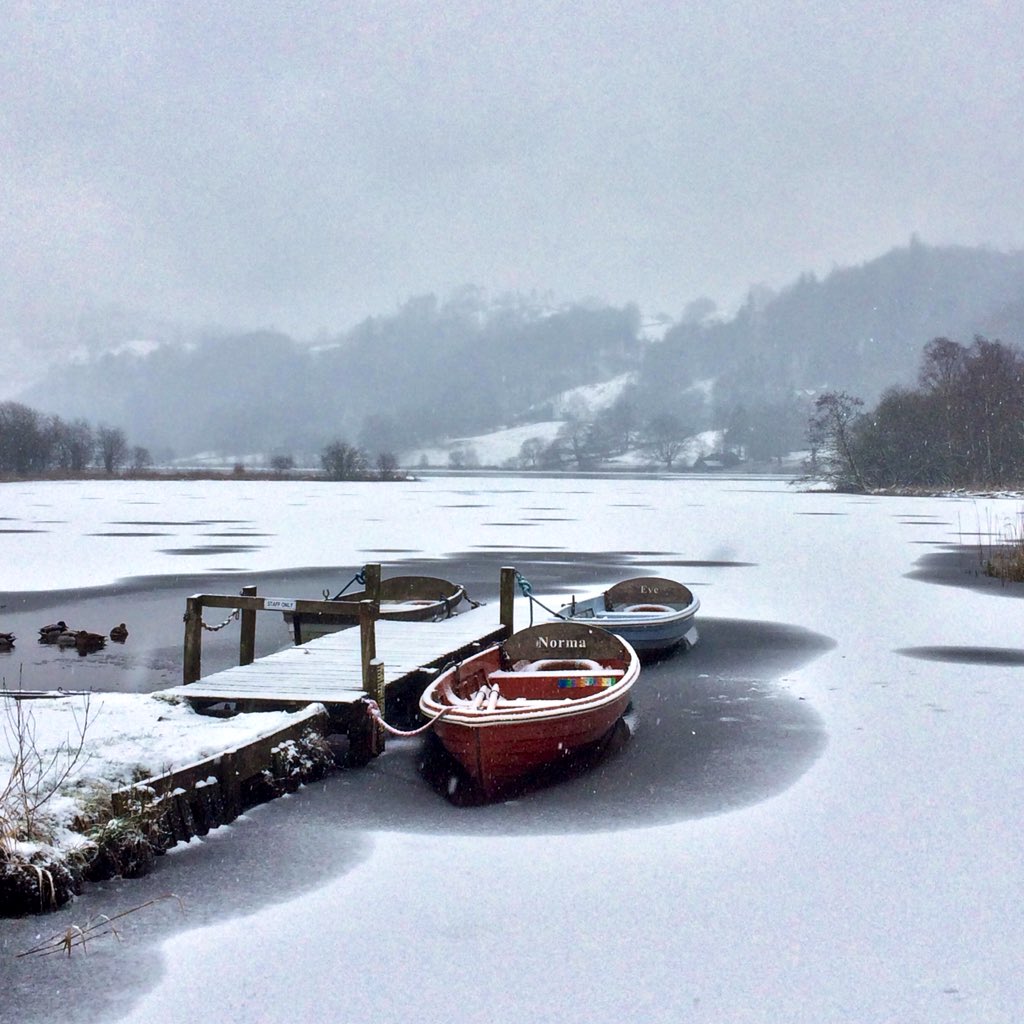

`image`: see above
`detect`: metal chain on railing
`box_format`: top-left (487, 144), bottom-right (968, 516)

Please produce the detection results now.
top-left (433, 585), bottom-right (484, 622)
top-left (199, 609), bottom-right (240, 632)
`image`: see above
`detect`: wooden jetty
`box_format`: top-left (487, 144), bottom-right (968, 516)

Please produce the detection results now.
top-left (161, 565), bottom-right (519, 751)
top-left (102, 566), bottom-right (521, 854)
top-left (164, 607), bottom-right (509, 714)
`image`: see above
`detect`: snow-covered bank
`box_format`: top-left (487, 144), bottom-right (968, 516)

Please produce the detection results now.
top-left (0, 693), bottom-right (317, 854)
top-left (2, 476), bottom-right (1022, 1023)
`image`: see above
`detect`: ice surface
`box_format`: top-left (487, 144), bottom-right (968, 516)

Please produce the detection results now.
top-left (1, 475), bottom-right (1022, 1024)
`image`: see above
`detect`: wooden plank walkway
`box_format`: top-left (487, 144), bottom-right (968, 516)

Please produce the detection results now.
top-left (161, 605), bottom-right (507, 714)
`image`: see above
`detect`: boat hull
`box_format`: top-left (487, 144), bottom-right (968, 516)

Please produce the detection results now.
top-left (433, 689), bottom-right (633, 794)
top-left (285, 577), bottom-right (466, 642)
top-left (557, 577), bottom-right (700, 657)
top-left (420, 621), bottom-right (640, 797)
top-left (560, 603), bottom-right (698, 655)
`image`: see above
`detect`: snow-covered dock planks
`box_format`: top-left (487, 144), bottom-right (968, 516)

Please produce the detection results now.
top-left (161, 604), bottom-right (508, 716)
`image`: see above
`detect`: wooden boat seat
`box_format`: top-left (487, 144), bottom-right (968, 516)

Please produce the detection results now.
top-left (437, 636), bottom-right (629, 710)
top-left (486, 666), bottom-right (625, 701)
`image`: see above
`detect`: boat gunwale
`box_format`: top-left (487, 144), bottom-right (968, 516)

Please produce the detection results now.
top-left (419, 640), bottom-right (639, 729)
top-left (558, 593), bottom-right (699, 627)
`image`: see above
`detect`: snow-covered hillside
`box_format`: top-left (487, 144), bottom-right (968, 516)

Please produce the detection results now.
top-left (547, 371), bottom-right (635, 416)
top-left (406, 420), bottom-right (565, 468)
top-left (403, 372), bottom-right (731, 469)
top-left (405, 423), bottom-right (727, 471)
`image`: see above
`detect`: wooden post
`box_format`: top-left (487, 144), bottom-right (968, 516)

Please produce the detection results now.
top-left (239, 585), bottom-right (257, 666)
top-left (347, 696), bottom-right (385, 765)
top-left (363, 562), bottom-right (382, 601)
top-left (183, 596), bottom-right (204, 684)
top-left (500, 566), bottom-right (516, 637)
top-left (359, 599), bottom-right (377, 691)
top-left (370, 657), bottom-right (386, 714)
top-left (220, 750), bottom-right (242, 820)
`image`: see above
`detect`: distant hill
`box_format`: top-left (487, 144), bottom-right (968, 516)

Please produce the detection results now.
top-left (19, 295), bottom-right (641, 461)
top-left (639, 240), bottom-right (1024, 413)
top-left (17, 241), bottom-right (1024, 461)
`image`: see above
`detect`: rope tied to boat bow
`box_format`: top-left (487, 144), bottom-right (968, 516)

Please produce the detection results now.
top-left (325, 570), bottom-right (366, 601)
top-left (364, 699), bottom-right (454, 737)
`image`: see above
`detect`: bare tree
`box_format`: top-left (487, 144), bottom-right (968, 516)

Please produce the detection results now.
top-left (448, 446), bottom-right (479, 469)
top-left (918, 336), bottom-right (966, 394)
top-left (0, 402), bottom-right (47, 475)
top-left (130, 445), bottom-right (153, 471)
top-left (853, 387), bottom-right (944, 487)
top-left (56, 418), bottom-right (95, 471)
top-left (321, 440), bottom-right (368, 480)
top-left (958, 336), bottom-right (1024, 485)
top-left (518, 437), bottom-right (546, 469)
top-left (603, 395), bottom-right (639, 453)
top-left (556, 418), bottom-right (597, 470)
top-left (376, 451), bottom-right (399, 480)
top-left (806, 391), bottom-right (867, 489)
top-left (96, 425), bottom-right (129, 475)
top-left (643, 412), bottom-right (689, 470)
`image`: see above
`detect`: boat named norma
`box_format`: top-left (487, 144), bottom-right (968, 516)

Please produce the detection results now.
top-left (419, 621), bottom-right (639, 796)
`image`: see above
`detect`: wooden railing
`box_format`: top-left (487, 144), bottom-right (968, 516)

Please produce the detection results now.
top-left (182, 564), bottom-right (520, 689)
top-left (181, 589), bottom-right (382, 684)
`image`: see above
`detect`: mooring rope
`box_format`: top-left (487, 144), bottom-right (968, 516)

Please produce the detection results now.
top-left (514, 571), bottom-right (568, 626)
top-left (365, 699), bottom-right (455, 737)
top-left (325, 570), bottom-right (366, 601)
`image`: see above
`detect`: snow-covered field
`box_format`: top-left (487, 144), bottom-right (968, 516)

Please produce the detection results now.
top-left (405, 422), bottom-right (724, 469)
top-left (2, 475), bottom-right (1023, 1024)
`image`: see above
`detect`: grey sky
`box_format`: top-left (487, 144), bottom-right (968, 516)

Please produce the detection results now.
top-left (3, 0), bottom-right (1023, 359)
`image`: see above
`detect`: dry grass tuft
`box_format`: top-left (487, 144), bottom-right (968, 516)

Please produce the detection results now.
top-left (983, 507), bottom-right (1024, 582)
top-left (17, 893), bottom-right (184, 957)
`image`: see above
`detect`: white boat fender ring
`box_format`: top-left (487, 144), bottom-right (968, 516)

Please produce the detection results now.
top-left (623, 603), bottom-right (673, 614)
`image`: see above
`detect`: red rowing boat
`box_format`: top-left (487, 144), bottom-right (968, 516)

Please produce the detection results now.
top-left (419, 621), bottom-right (639, 796)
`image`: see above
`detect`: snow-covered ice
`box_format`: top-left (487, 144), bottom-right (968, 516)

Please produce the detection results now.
top-left (1, 474), bottom-right (1022, 1024)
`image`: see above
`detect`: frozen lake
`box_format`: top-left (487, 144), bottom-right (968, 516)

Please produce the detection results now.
top-left (2, 474), bottom-right (1022, 1023)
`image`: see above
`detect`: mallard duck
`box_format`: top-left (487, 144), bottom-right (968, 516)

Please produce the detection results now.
top-left (75, 630), bottom-right (107, 651)
top-left (0, 632), bottom-right (15, 649)
top-left (56, 630), bottom-right (79, 647)
top-left (39, 620), bottom-right (68, 643)
top-left (109, 623), bottom-right (129, 642)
